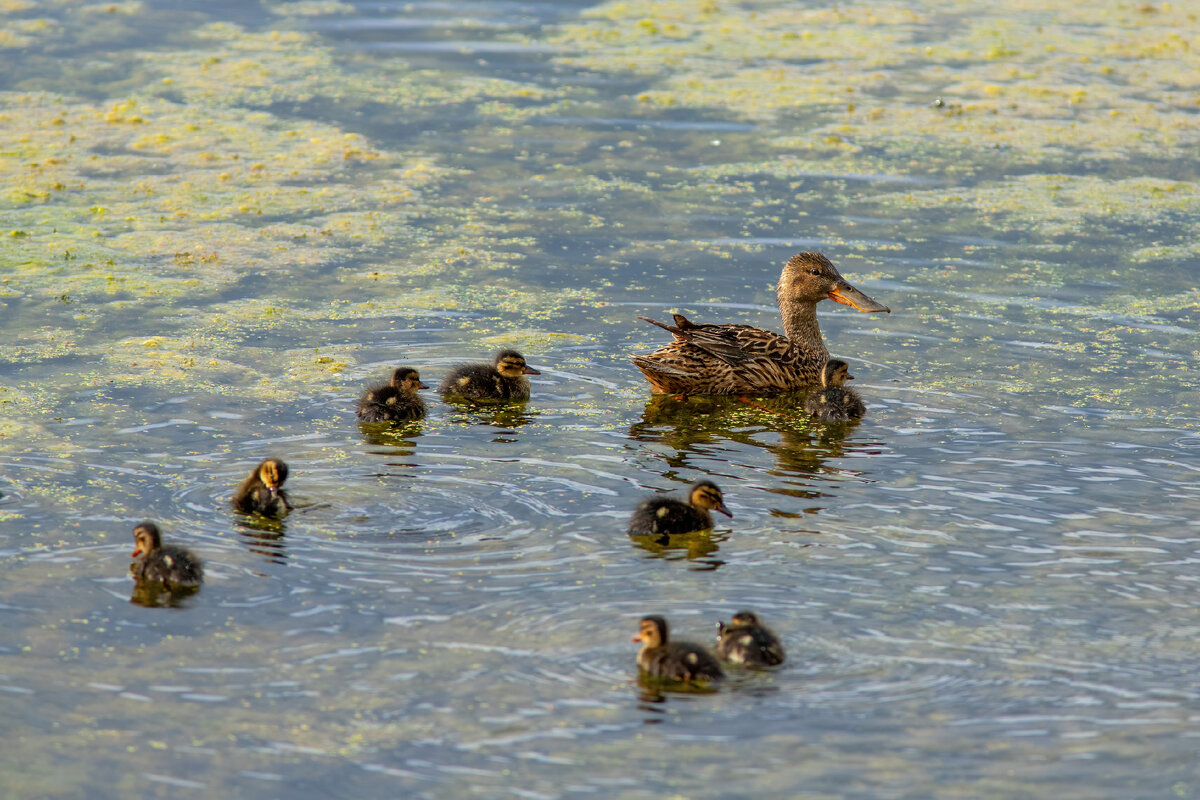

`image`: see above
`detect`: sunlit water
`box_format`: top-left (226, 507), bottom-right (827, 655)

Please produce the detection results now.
top-left (2, 1), bottom-right (1199, 797)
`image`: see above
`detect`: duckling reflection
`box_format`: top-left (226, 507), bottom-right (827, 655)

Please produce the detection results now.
top-left (234, 514), bottom-right (289, 566)
top-left (441, 400), bottom-right (536, 432)
top-left (716, 610), bottom-right (786, 667)
top-left (358, 419), bottom-right (422, 454)
top-left (630, 394), bottom-right (869, 508)
top-left (232, 458), bottom-right (291, 518)
top-left (632, 615), bottom-right (724, 688)
top-left (804, 359), bottom-right (865, 422)
top-left (129, 521), bottom-right (203, 607)
top-left (628, 527), bottom-right (728, 571)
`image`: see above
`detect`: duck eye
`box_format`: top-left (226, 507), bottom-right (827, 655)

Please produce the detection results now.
top-left (808, 268), bottom-right (821, 276)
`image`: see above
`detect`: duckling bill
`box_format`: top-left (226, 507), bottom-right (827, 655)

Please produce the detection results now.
top-left (232, 458), bottom-right (291, 518)
top-left (438, 349), bottom-right (539, 403)
top-left (634, 252), bottom-right (888, 395)
top-left (357, 366), bottom-right (428, 422)
top-left (633, 615), bottom-right (724, 684)
top-left (130, 522), bottom-right (203, 590)
top-left (716, 610), bottom-right (785, 667)
top-left (628, 480), bottom-right (731, 537)
top-left (804, 359), bottom-right (866, 422)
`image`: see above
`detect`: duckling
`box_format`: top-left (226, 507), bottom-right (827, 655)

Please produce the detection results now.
top-left (231, 458), bottom-right (291, 517)
top-left (357, 366), bottom-right (429, 422)
top-left (634, 252), bottom-right (889, 395)
top-left (130, 522), bottom-right (204, 589)
top-left (628, 480), bottom-right (731, 536)
top-left (438, 349), bottom-right (540, 402)
top-left (804, 359), bottom-right (866, 422)
top-left (633, 615), bottom-right (725, 684)
top-left (716, 610), bottom-right (786, 667)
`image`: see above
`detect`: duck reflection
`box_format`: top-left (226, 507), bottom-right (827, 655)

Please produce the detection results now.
top-left (358, 419), bottom-right (423, 455)
top-left (130, 579), bottom-right (200, 608)
top-left (235, 515), bottom-right (289, 566)
top-left (629, 394), bottom-right (875, 511)
top-left (628, 528), bottom-right (729, 571)
top-left (442, 399), bottom-right (536, 438)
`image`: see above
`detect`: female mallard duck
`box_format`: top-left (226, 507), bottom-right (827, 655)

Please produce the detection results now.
top-left (357, 366), bottom-right (429, 422)
top-left (628, 480), bottom-right (731, 536)
top-left (438, 349), bottom-right (540, 402)
top-left (130, 522), bottom-right (204, 589)
top-left (634, 252), bottom-right (889, 395)
top-left (716, 610), bottom-right (786, 667)
top-left (231, 458), bottom-right (291, 517)
top-left (804, 359), bottom-right (866, 422)
top-left (633, 615), bottom-right (725, 684)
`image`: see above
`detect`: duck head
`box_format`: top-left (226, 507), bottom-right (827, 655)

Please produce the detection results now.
top-left (821, 359), bottom-right (853, 388)
top-left (633, 615), bottom-right (669, 647)
top-left (391, 366), bottom-right (429, 392)
top-left (495, 350), bottom-right (540, 378)
top-left (689, 480), bottom-right (732, 518)
top-left (778, 252), bottom-right (889, 313)
top-left (257, 458), bottom-right (289, 498)
top-left (131, 521), bottom-right (162, 558)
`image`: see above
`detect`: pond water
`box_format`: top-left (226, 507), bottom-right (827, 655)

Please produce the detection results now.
top-left (2, 0), bottom-right (1199, 797)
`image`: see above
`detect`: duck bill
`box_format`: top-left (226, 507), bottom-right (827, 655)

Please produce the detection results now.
top-left (131, 547), bottom-right (143, 558)
top-left (829, 280), bottom-right (890, 313)
top-left (714, 502), bottom-right (733, 518)
top-left (631, 634), bottom-right (643, 642)
top-left (418, 381), bottom-right (430, 390)
top-left (523, 366), bottom-right (541, 375)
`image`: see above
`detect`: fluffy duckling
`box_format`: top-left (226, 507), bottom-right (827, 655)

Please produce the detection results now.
top-left (804, 359), bottom-right (866, 422)
top-left (628, 480), bottom-right (731, 536)
top-left (438, 349), bottom-right (540, 402)
top-left (231, 458), bottom-right (291, 517)
top-left (357, 366), bottom-right (429, 422)
top-left (716, 610), bottom-right (786, 667)
top-left (130, 522), bottom-right (204, 589)
top-left (633, 615), bottom-right (725, 684)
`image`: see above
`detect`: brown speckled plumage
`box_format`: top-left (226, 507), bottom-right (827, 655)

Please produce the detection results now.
top-left (633, 253), bottom-right (888, 395)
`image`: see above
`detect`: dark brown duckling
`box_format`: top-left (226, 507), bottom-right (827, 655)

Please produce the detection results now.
top-left (438, 349), bottom-right (540, 402)
top-left (231, 458), bottom-right (291, 518)
top-left (804, 359), bottom-right (866, 422)
top-left (627, 480), bottom-right (731, 536)
top-left (716, 610), bottom-right (786, 667)
top-left (357, 366), bottom-right (428, 422)
top-left (130, 522), bottom-right (203, 589)
top-left (633, 615), bottom-right (724, 684)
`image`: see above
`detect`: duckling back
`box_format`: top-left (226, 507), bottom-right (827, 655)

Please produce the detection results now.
top-left (132, 544), bottom-right (204, 588)
top-left (628, 497), bottom-right (713, 536)
top-left (716, 615), bottom-right (785, 667)
top-left (804, 386), bottom-right (866, 421)
top-left (357, 384), bottom-right (426, 422)
top-left (438, 363), bottom-right (530, 402)
top-left (640, 640), bottom-right (725, 683)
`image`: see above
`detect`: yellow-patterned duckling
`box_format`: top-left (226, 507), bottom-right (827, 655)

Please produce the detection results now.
top-left (716, 610), bottom-right (786, 667)
top-left (628, 480), bottom-right (731, 536)
top-left (438, 350), bottom-right (540, 402)
top-left (633, 615), bottom-right (725, 684)
top-left (804, 359), bottom-right (866, 422)
top-left (357, 366), bottom-right (428, 422)
top-left (130, 522), bottom-right (204, 589)
top-left (634, 252), bottom-right (889, 395)
top-left (232, 458), bottom-right (291, 518)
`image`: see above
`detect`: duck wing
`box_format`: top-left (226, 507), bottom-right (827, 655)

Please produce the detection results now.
top-left (638, 315), bottom-right (791, 366)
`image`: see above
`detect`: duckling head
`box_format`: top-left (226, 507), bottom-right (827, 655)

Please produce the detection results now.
top-left (391, 367), bottom-right (429, 392)
top-left (778, 252), bottom-right (889, 313)
top-left (633, 615), bottom-right (669, 647)
top-left (689, 480), bottom-right (732, 518)
top-left (258, 458), bottom-right (289, 497)
top-left (132, 521), bottom-right (162, 558)
top-left (729, 610), bottom-right (762, 628)
top-left (494, 350), bottom-right (541, 379)
top-left (821, 359), bottom-right (853, 388)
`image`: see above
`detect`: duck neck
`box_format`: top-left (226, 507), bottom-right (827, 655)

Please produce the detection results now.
top-left (779, 297), bottom-right (828, 359)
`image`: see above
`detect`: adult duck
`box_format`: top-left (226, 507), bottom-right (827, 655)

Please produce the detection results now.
top-left (633, 252), bottom-right (888, 395)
